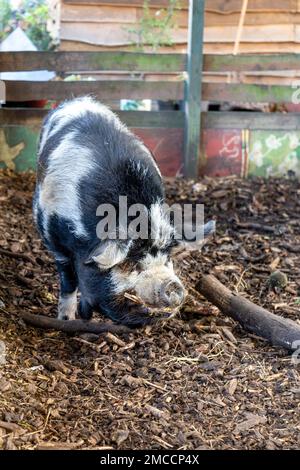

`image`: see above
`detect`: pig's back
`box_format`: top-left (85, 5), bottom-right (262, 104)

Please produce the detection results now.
top-left (34, 97), bottom-right (163, 242)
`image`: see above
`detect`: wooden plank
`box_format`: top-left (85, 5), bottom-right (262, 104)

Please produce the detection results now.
top-left (63, 0), bottom-right (189, 7)
top-left (0, 51), bottom-right (186, 73)
top-left (202, 111), bottom-right (300, 130)
top-left (60, 22), bottom-right (188, 46)
top-left (248, 129), bottom-right (300, 177)
top-left (204, 24), bottom-right (300, 43)
top-left (59, 1), bottom-right (300, 26)
top-left (202, 83), bottom-right (297, 103)
top-left (60, 22), bottom-right (300, 47)
top-left (205, 11), bottom-right (300, 26)
top-left (3, 108), bottom-right (300, 131)
top-left (206, 0), bottom-right (298, 12)
top-left (61, 5), bottom-right (300, 28)
top-left (4, 51), bottom-right (300, 74)
top-left (133, 127), bottom-right (183, 176)
top-left (61, 4), bottom-right (137, 22)
top-left (59, 40), bottom-right (187, 52)
top-left (201, 129), bottom-right (243, 177)
top-left (204, 53), bottom-right (300, 72)
top-left (0, 108), bottom-right (185, 128)
top-left (183, 0), bottom-right (205, 178)
top-left (119, 110), bottom-right (184, 128)
top-left (203, 42), bottom-right (300, 54)
top-left (62, 3), bottom-right (188, 26)
top-left (3, 80), bottom-right (297, 104)
top-left (4, 80), bottom-right (183, 101)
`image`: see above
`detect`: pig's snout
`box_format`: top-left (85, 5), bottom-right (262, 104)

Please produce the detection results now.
top-left (160, 279), bottom-right (185, 307)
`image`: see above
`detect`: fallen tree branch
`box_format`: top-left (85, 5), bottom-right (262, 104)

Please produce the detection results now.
top-left (280, 243), bottom-right (300, 254)
top-left (234, 222), bottom-right (277, 234)
top-left (196, 274), bottom-right (300, 352)
top-left (0, 247), bottom-right (34, 264)
top-left (20, 312), bottom-right (130, 335)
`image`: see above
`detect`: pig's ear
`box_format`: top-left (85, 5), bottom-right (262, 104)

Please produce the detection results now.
top-left (85, 240), bottom-right (131, 270)
top-left (172, 220), bottom-right (216, 254)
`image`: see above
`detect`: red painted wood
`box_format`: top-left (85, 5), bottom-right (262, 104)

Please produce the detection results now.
top-left (200, 129), bottom-right (243, 177)
top-left (132, 128), bottom-right (184, 177)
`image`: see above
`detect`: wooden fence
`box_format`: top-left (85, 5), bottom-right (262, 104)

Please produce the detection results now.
top-left (1, 4), bottom-right (300, 178)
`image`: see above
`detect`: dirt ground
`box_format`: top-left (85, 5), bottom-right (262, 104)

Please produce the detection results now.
top-left (0, 169), bottom-right (299, 450)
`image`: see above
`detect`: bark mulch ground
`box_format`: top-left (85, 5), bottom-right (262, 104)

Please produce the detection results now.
top-left (0, 169), bottom-right (299, 450)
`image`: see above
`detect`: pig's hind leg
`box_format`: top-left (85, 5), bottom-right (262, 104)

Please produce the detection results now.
top-left (56, 259), bottom-right (78, 320)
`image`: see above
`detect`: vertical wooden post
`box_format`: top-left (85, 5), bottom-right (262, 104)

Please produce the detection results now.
top-left (183, 0), bottom-right (205, 178)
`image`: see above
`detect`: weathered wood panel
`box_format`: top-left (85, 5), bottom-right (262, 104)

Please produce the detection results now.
top-left (62, 0), bottom-right (296, 9)
top-left (3, 109), bottom-right (300, 131)
top-left (206, 0), bottom-right (299, 12)
top-left (59, 40), bottom-right (186, 52)
top-left (2, 80), bottom-right (298, 103)
top-left (202, 83), bottom-right (297, 103)
top-left (61, 4), bottom-right (137, 22)
top-left (4, 51), bottom-right (300, 74)
top-left (248, 130), bottom-right (300, 177)
top-left (133, 127), bottom-right (183, 176)
top-left (61, 6), bottom-right (300, 27)
top-left (0, 125), bottom-right (184, 176)
top-left (4, 80), bottom-right (183, 101)
top-left (204, 53), bottom-right (300, 72)
top-left (60, 23), bottom-right (300, 48)
top-left (0, 127), bottom-right (38, 171)
top-left (58, 0), bottom-right (300, 59)
top-left (203, 111), bottom-right (300, 130)
top-left (60, 22), bottom-right (188, 46)
top-left (63, 0), bottom-right (188, 7)
top-left (204, 25), bottom-right (300, 43)
top-left (2, 108), bottom-right (300, 178)
top-left (0, 51), bottom-right (186, 73)
top-left (203, 42), bottom-right (300, 54)
top-left (201, 129), bottom-right (243, 177)
top-left (0, 109), bottom-right (185, 128)
top-left (206, 11), bottom-right (300, 26)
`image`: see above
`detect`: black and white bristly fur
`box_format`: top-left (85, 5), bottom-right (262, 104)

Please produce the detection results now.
top-left (33, 97), bottom-right (189, 326)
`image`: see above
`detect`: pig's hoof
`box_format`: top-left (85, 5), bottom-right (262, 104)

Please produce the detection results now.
top-left (78, 298), bottom-right (93, 320)
top-left (58, 291), bottom-right (78, 320)
top-left (57, 311), bottom-right (76, 321)
top-left (60, 314), bottom-right (71, 321)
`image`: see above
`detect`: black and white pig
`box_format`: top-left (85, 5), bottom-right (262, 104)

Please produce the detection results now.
top-left (33, 97), bottom-right (214, 326)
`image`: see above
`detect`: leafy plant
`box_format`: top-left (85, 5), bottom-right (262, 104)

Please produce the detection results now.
top-left (0, 0), bottom-right (53, 50)
top-left (128, 0), bottom-right (180, 51)
top-left (0, 0), bottom-right (14, 40)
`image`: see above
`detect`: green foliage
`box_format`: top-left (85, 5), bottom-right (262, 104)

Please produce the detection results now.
top-left (128, 0), bottom-right (180, 51)
top-left (0, 0), bottom-right (14, 40)
top-left (0, 0), bottom-right (53, 50)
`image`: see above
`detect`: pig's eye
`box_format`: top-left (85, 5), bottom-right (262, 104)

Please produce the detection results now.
top-left (119, 259), bottom-right (140, 272)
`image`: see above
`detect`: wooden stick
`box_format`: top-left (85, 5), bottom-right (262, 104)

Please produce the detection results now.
top-left (20, 312), bottom-right (130, 335)
top-left (234, 221), bottom-right (277, 233)
top-left (233, 0), bottom-right (249, 55)
top-left (196, 273), bottom-right (300, 352)
top-left (0, 247), bottom-right (34, 264)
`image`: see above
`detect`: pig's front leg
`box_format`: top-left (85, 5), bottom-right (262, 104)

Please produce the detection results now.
top-left (56, 259), bottom-right (78, 320)
top-left (78, 297), bottom-right (93, 320)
